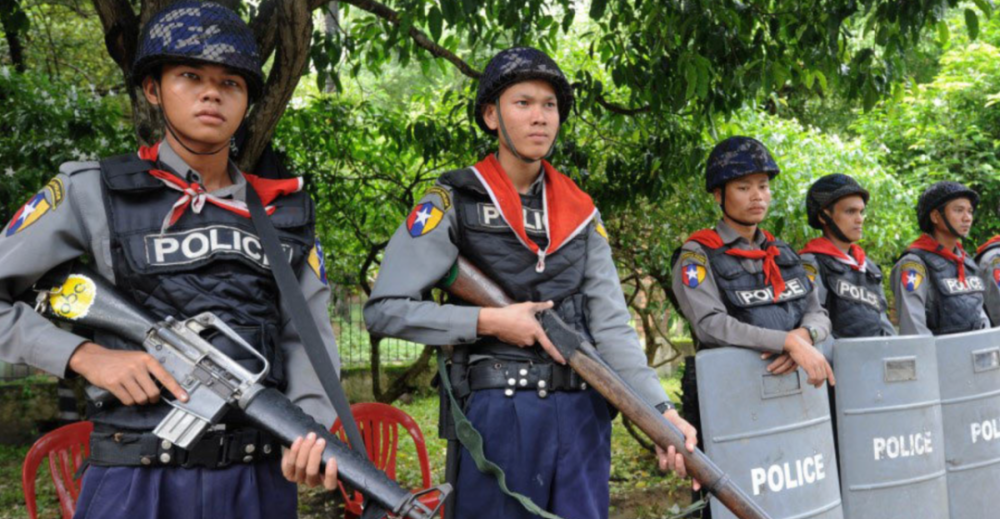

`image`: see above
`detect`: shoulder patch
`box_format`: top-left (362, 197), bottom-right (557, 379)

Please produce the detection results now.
top-left (991, 255), bottom-right (1000, 268)
top-left (900, 261), bottom-right (927, 278)
top-left (44, 178), bottom-right (65, 209)
top-left (595, 220), bottom-right (609, 240)
top-left (680, 251), bottom-right (707, 266)
top-left (900, 262), bottom-right (925, 292)
top-left (681, 263), bottom-right (708, 289)
top-left (5, 191), bottom-right (52, 237)
top-left (307, 239), bottom-right (328, 285)
top-left (803, 262), bottom-right (818, 283)
top-left (422, 186), bottom-right (452, 212)
top-left (406, 202), bottom-right (445, 237)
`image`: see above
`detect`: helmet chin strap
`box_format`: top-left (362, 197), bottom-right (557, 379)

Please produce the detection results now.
top-left (819, 210), bottom-right (853, 243)
top-left (719, 189), bottom-right (757, 227)
top-left (495, 100), bottom-right (557, 164)
top-left (155, 83), bottom-right (230, 157)
top-left (936, 206), bottom-right (968, 240)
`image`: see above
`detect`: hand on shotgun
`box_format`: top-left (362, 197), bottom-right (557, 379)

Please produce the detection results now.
top-left (655, 409), bottom-right (702, 491)
top-left (477, 301), bottom-right (566, 364)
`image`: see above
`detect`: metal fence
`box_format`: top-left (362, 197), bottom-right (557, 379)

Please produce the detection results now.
top-left (330, 289), bottom-right (425, 368)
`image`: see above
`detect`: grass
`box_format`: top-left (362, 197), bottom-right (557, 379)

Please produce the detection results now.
top-left (5, 377), bottom-right (691, 519)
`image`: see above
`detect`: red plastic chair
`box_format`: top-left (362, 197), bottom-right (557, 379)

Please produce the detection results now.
top-left (331, 403), bottom-right (442, 518)
top-left (22, 421), bottom-right (93, 519)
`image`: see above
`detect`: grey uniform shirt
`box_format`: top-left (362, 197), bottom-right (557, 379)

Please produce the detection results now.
top-left (0, 141), bottom-right (338, 427)
top-left (800, 253), bottom-right (896, 336)
top-left (977, 246), bottom-right (1000, 327)
top-left (672, 220), bottom-right (832, 354)
top-left (892, 250), bottom-right (990, 336)
top-left (364, 176), bottom-right (673, 410)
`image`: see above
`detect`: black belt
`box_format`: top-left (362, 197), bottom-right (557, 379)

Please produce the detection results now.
top-left (467, 360), bottom-right (586, 398)
top-left (89, 426), bottom-right (281, 469)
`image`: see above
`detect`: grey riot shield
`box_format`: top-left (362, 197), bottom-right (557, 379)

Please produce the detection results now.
top-left (696, 347), bottom-right (843, 519)
top-left (936, 327), bottom-right (1000, 519)
top-left (834, 335), bottom-right (949, 519)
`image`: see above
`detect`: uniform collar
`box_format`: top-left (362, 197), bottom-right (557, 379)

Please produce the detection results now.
top-left (157, 140), bottom-right (246, 201)
top-left (715, 219), bottom-right (767, 247)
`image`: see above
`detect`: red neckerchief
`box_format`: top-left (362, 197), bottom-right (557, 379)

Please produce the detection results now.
top-left (799, 237), bottom-right (867, 271)
top-left (471, 154), bottom-right (596, 272)
top-left (140, 143), bottom-right (303, 233)
top-left (977, 235), bottom-right (1000, 256)
top-left (909, 234), bottom-right (967, 284)
top-left (687, 228), bottom-right (785, 302)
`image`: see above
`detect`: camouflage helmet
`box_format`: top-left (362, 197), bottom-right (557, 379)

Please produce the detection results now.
top-left (917, 181), bottom-right (979, 234)
top-left (705, 136), bottom-right (780, 193)
top-left (132, 1), bottom-right (264, 101)
top-left (474, 47), bottom-right (574, 135)
top-left (806, 174), bottom-right (870, 230)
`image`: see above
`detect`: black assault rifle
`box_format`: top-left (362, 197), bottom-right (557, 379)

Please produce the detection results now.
top-left (33, 264), bottom-right (449, 519)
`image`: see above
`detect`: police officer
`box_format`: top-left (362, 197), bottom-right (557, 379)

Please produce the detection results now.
top-left (672, 137), bottom-right (835, 387)
top-left (0, 3), bottom-right (339, 517)
top-left (364, 47), bottom-right (698, 519)
top-left (975, 233), bottom-right (1000, 326)
top-left (799, 174), bottom-right (895, 338)
top-left (892, 181), bottom-right (988, 336)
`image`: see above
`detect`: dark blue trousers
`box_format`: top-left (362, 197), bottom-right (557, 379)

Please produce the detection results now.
top-left (453, 388), bottom-right (613, 519)
top-left (73, 459), bottom-right (297, 519)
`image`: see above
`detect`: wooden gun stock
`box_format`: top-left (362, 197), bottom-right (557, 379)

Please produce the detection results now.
top-left (441, 257), bottom-right (772, 519)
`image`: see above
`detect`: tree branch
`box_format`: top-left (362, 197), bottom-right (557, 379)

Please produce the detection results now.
top-left (242, 0), bottom-right (313, 170)
top-left (250, 0), bottom-right (280, 62)
top-left (332, 0), bottom-right (482, 79)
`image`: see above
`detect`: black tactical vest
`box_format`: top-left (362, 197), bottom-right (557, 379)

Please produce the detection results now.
top-left (703, 238), bottom-right (812, 332)
top-left (908, 249), bottom-right (986, 335)
top-left (439, 168), bottom-right (593, 361)
top-left (95, 153), bottom-right (315, 430)
top-left (813, 254), bottom-right (886, 338)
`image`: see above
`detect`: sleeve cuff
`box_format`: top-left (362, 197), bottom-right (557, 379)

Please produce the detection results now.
top-left (760, 329), bottom-right (788, 354)
top-left (35, 329), bottom-right (90, 378)
top-left (452, 305), bottom-right (482, 344)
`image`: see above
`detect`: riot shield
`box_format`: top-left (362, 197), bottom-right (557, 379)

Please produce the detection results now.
top-left (936, 327), bottom-right (1000, 519)
top-left (696, 347), bottom-right (843, 519)
top-left (833, 335), bottom-right (949, 519)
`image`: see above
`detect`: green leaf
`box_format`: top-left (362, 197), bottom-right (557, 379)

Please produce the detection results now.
top-left (428, 6), bottom-right (443, 42)
top-left (974, 0), bottom-right (993, 19)
top-left (590, 0), bottom-right (608, 20)
top-left (937, 20), bottom-right (950, 45)
top-left (965, 9), bottom-right (980, 41)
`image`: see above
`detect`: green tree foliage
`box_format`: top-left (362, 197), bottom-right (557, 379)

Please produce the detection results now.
top-left (0, 68), bottom-right (133, 223)
top-left (854, 11), bottom-right (1000, 247)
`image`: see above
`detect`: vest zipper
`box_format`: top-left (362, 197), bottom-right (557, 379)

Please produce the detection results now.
top-left (536, 250), bottom-right (547, 273)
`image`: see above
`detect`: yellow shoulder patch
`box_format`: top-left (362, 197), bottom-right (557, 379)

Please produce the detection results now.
top-left (595, 221), bottom-right (609, 240)
top-left (680, 251), bottom-right (707, 265)
top-left (803, 263), bottom-right (818, 283)
top-left (45, 178), bottom-right (65, 209)
top-left (900, 261), bottom-right (927, 277)
top-left (422, 186), bottom-right (452, 212)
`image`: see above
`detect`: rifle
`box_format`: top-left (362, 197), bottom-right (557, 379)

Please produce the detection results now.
top-left (440, 257), bottom-right (772, 519)
top-left (34, 264), bottom-right (449, 519)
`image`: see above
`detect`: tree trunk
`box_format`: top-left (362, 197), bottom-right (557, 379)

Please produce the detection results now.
top-left (322, 2), bottom-right (339, 93)
top-left (1, 12), bottom-right (26, 72)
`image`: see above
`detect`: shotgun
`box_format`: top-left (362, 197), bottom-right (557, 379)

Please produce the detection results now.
top-left (440, 256), bottom-right (772, 519)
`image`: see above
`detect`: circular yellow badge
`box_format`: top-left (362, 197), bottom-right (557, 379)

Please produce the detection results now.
top-left (49, 274), bottom-right (96, 320)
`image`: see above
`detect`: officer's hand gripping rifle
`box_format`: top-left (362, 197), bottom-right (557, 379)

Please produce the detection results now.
top-left (441, 257), bottom-right (772, 519)
top-left (34, 265), bottom-right (449, 519)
